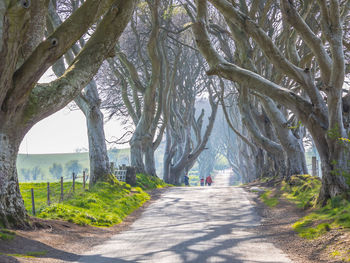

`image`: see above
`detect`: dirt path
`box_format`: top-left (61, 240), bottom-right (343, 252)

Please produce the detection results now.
top-left (77, 185), bottom-right (292, 263)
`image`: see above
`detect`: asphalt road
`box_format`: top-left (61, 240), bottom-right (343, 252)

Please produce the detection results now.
top-left (77, 174), bottom-right (292, 263)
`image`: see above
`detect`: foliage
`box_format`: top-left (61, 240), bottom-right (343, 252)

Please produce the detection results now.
top-left (17, 152), bottom-right (90, 182)
top-left (31, 166), bottom-right (42, 181)
top-left (65, 160), bottom-right (83, 176)
top-left (49, 163), bottom-right (63, 180)
top-left (17, 149), bottom-right (131, 182)
top-left (260, 190), bottom-right (279, 207)
top-left (135, 174), bottom-right (170, 190)
top-left (213, 155), bottom-right (230, 170)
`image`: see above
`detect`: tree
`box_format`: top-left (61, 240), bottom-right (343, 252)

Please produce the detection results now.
top-left (49, 163), bottom-right (63, 180)
top-left (65, 160), bottom-right (83, 176)
top-left (20, 169), bottom-right (32, 182)
top-left (48, 2), bottom-right (111, 186)
top-left (192, 0), bottom-right (350, 203)
top-left (31, 166), bottom-right (42, 182)
top-left (0, 0), bottom-right (135, 228)
top-left (104, 0), bottom-right (180, 176)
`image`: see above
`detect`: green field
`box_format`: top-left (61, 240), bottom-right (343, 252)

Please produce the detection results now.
top-left (17, 149), bottom-right (130, 183)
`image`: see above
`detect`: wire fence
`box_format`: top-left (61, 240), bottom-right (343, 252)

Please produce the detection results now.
top-left (21, 168), bottom-right (127, 216)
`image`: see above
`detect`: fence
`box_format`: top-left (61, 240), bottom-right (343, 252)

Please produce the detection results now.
top-left (23, 171), bottom-right (89, 216)
top-left (23, 164), bottom-right (128, 216)
top-left (110, 162), bottom-right (127, 182)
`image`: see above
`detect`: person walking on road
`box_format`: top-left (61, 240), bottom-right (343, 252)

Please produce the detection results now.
top-left (200, 178), bottom-right (204, 186)
top-left (206, 175), bottom-right (213, 186)
top-left (184, 173), bottom-right (189, 186)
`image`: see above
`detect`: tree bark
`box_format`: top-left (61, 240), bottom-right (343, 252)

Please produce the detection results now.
top-left (143, 136), bottom-right (157, 176)
top-left (75, 83), bottom-right (110, 186)
top-left (0, 128), bottom-right (29, 228)
top-left (130, 133), bottom-right (145, 173)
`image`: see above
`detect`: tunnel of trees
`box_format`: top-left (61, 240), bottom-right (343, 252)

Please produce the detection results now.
top-left (0, 0), bottom-right (349, 228)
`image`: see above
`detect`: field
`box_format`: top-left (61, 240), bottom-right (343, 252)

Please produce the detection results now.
top-left (17, 149), bottom-right (130, 182)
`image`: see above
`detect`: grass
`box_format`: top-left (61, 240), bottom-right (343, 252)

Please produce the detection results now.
top-left (330, 249), bottom-right (350, 262)
top-left (0, 251), bottom-right (47, 258)
top-left (19, 174), bottom-right (169, 227)
top-left (278, 174), bottom-right (350, 240)
top-left (135, 173), bottom-right (170, 190)
top-left (260, 190), bottom-right (279, 207)
top-left (20, 181), bottom-right (87, 215)
top-left (0, 229), bottom-right (15, 241)
top-left (281, 174), bottom-right (321, 209)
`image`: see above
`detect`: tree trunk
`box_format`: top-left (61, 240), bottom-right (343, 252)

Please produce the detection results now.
top-left (162, 129), bottom-right (172, 183)
top-left (0, 129), bottom-right (29, 228)
top-left (143, 137), bottom-right (156, 176)
top-left (75, 83), bottom-right (110, 186)
top-left (285, 145), bottom-right (308, 177)
top-left (318, 147), bottom-right (350, 205)
top-left (130, 133), bottom-right (145, 173)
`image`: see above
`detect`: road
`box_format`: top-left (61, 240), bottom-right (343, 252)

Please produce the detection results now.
top-left (77, 173), bottom-right (292, 263)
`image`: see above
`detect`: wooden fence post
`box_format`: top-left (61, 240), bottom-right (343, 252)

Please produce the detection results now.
top-left (60, 177), bottom-right (64, 202)
top-left (110, 162), bottom-right (115, 174)
top-left (72, 172), bottom-right (75, 193)
top-left (83, 171), bottom-right (86, 190)
top-left (47, 182), bottom-right (50, 206)
top-left (312, 156), bottom-right (317, 177)
top-left (31, 188), bottom-right (36, 216)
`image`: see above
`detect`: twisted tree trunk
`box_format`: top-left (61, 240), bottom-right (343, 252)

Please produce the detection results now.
top-left (0, 128), bottom-right (29, 228)
top-left (75, 83), bottom-right (110, 186)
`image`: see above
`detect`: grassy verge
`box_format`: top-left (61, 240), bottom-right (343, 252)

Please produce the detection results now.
top-left (0, 229), bottom-right (15, 241)
top-left (258, 174), bottom-right (350, 240)
top-left (260, 190), bottom-right (279, 207)
top-left (0, 251), bottom-right (47, 258)
top-left (19, 174), bottom-right (169, 227)
top-left (135, 173), bottom-right (170, 190)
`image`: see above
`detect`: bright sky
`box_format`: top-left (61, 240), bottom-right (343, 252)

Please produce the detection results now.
top-left (18, 107), bottom-right (128, 154)
top-left (18, 66), bottom-right (131, 154)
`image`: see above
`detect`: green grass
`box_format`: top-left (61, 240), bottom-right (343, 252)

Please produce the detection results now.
top-left (19, 174), bottom-right (169, 227)
top-left (38, 181), bottom-right (149, 226)
top-left (0, 251), bottom-right (47, 258)
top-left (0, 229), bottom-right (15, 241)
top-left (279, 174), bottom-right (350, 240)
top-left (20, 181), bottom-right (87, 215)
top-left (135, 173), bottom-right (170, 190)
top-left (260, 190), bottom-right (279, 207)
top-left (281, 174), bottom-right (321, 209)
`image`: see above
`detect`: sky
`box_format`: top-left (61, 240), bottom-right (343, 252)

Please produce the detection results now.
top-left (18, 66), bottom-right (131, 154)
top-left (18, 106), bottom-right (128, 154)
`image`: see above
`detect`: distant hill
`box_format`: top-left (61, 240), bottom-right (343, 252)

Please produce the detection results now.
top-left (17, 148), bottom-right (131, 183)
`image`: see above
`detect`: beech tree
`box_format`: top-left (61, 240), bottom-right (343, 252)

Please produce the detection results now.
top-left (108, 2), bottom-right (163, 175)
top-left (192, 0), bottom-right (350, 203)
top-left (49, 2), bottom-right (110, 186)
top-left (0, 0), bottom-right (135, 228)
top-left (105, 0), bottom-right (185, 176)
top-left (162, 49), bottom-right (219, 184)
